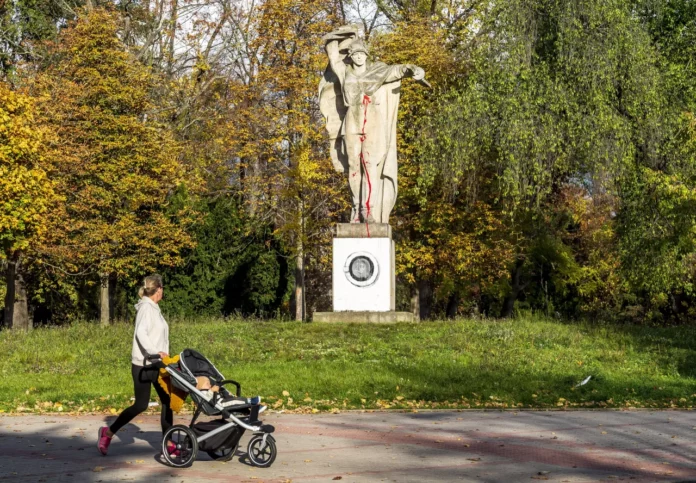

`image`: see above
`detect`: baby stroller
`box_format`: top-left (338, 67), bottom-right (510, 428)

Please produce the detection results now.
top-left (149, 349), bottom-right (277, 468)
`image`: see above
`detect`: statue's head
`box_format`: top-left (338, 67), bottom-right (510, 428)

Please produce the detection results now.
top-left (348, 40), bottom-right (369, 67)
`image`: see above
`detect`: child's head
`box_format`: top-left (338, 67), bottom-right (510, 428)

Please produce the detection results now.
top-left (196, 376), bottom-right (212, 390)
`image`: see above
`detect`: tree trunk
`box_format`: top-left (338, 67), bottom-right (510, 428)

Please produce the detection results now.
top-left (295, 239), bottom-right (305, 322)
top-left (167, 0), bottom-right (178, 74)
top-left (418, 279), bottom-right (433, 320)
top-left (99, 272), bottom-right (114, 326)
top-left (500, 259), bottom-right (524, 318)
top-left (446, 293), bottom-right (459, 319)
top-left (410, 284), bottom-right (420, 321)
top-left (4, 253), bottom-right (31, 331)
top-left (109, 273), bottom-right (116, 321)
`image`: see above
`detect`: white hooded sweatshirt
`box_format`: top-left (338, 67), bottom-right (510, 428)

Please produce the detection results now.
top-left (131, 297), bottom-right (170, 366)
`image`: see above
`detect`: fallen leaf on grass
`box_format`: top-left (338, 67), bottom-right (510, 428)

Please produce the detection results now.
top-left (282, 390), bottom-right (290, 397)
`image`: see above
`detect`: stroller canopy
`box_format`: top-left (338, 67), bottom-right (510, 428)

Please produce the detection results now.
top-left (179, 349), bottom-right (224, 385)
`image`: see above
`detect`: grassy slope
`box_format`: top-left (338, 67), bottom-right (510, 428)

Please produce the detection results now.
top-left (1, 316), bottom-right (695, 413)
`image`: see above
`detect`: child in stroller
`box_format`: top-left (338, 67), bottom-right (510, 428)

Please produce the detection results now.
top-left (151, 349), bottom-right (277, 468)
top-left (194, 375), bottom-right (260, 409)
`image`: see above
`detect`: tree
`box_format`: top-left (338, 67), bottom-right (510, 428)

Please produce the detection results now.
top-left (391, 0), bottom-right (696, 319)
top-left (224, 0), bottom-right (348, 320)
top-left (0, 0), bottom-right (85, 77)
top-left (31, 9), bottom-right (194, 324)
top-left (0, 82), bottom-right (57, 329)
top-left (160, 196), bottom-right (291, 317)
top-left (372, 18), bottom-right (509, 318)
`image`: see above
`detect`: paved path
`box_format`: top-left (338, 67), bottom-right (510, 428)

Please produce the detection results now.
top-left (2, 410), bottom-right (696, 482)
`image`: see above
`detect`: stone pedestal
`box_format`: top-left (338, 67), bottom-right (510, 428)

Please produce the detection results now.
top-left (313, 223), bottom-right (414, 323)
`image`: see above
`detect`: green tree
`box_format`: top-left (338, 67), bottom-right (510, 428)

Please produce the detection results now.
top-left (383, 0), bottom-right (696, 319)
top-left (160, 196), bottom-right (290, 317)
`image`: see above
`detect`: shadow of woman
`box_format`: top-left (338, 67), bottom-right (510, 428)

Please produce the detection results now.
top-left (101, 417), bottom-right (161, 451)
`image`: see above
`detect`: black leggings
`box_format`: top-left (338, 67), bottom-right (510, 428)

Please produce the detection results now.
top-left (110, 364), bottom-right (173, 435)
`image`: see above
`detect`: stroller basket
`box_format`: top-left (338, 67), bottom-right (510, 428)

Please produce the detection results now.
top-left (192, 419), bottom-right (245, 453)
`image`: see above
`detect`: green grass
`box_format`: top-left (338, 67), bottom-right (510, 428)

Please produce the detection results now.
top-left (1, 316), bottom-right (695, 413)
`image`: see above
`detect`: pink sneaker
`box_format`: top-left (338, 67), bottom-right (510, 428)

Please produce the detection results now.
top-left (166, 440), bottom-right (180, 457)
top-left (97, 426), bottom-right (112, 455)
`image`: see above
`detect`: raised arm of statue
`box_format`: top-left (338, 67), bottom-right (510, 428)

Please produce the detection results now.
top-left (322, 26), bottom-right (358, 86)
top-left (325, 40), bottom-right (346, 85)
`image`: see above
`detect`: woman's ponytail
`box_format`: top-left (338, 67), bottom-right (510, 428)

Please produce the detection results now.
top-left (139, 274), bottom-right (163, 298)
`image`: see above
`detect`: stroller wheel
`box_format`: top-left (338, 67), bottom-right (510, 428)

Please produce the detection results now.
top-left (247, 434), bottom-right (277, 468)
top-left (162, 425), bottom-right (198, 468)
top-left (206, 446), bottom-right (236, 462)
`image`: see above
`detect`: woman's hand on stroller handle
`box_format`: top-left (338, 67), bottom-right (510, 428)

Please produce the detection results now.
top-left (146, 353), bottom-right (168, 368)
top-left (146, 352), bottom-right (169, 360)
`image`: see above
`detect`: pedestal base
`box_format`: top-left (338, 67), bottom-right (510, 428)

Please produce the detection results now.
top-left (313, 311), bottom-right (414, 323)
top-left (314, 223), bottom-right (410, 323)
top-left (333, 234), bottom-right (394, 311)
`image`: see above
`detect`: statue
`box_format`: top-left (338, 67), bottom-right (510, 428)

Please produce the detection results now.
top-left (319, 26), bottom-right (428, 224)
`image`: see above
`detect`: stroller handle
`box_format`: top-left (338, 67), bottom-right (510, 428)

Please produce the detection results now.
top-left (146, 354), bottom-right (166, 369)
top-left (220, 379), bottom-right (242, 397)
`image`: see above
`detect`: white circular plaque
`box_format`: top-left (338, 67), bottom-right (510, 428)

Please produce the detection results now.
top-left (343, 251), bottom-right (380, 287)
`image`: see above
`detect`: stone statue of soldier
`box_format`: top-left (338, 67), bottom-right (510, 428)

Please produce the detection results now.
top-left (319, 26), bottom-right (427, 224)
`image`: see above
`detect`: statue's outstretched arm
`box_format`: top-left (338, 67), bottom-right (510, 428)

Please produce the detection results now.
top-left (403, 64), bottom-right (426, 81)
top-left (379, 64), bottom-right (427, 85)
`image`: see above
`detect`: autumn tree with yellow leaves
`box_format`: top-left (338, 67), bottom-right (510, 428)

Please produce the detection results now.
top-left (30, 9), bottom-right (195, 324)
top-left (0, 83), bottom-right (57, 330)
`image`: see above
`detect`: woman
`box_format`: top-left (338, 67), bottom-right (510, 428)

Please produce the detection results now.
top-left (97, 274), bottom-right (173, 455)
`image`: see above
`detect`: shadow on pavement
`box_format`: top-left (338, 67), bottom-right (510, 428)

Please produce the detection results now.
top-left (0, 416), bottom-right (232, 483)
